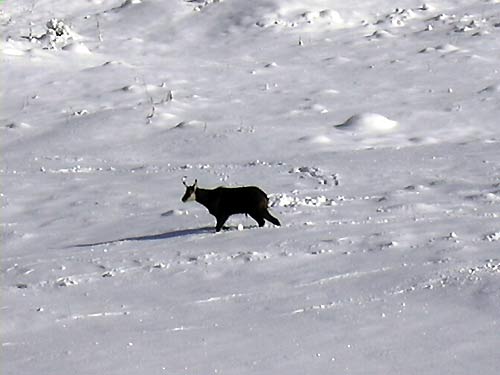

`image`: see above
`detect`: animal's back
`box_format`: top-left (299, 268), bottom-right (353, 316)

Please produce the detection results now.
top-left (216, 186), bottom-right (268, 214)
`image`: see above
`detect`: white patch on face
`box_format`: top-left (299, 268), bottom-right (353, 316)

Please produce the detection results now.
top-left (186, 190), bottom-right (196, 201)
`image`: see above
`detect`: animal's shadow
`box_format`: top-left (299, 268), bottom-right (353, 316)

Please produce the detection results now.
top-left (73, 226), bottom-right (214, 248)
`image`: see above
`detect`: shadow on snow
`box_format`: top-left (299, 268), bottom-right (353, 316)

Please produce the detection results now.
top-left (73, 226), bottom-right (214, 248)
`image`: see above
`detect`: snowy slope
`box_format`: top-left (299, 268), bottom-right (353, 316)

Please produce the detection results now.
top-left (2, 1), bottom-right (500, 374)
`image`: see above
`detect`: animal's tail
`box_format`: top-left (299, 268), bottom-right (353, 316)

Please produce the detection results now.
top-left (263, 210), bottom-right (281, 226)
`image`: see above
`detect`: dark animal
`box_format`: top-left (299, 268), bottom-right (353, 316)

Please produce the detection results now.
top-left (181, 179), bottom-right (281, 232)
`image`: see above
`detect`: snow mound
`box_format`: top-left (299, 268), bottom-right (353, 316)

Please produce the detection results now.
top-left (384, 8), bottom-right (417, 26)
top-left (256, 1), bottom-right (344, 30)
top-left (420, 44), bottom-right (461, 54)
top-left (335, 113), bottom-right (399, 134)
top-left (435, 43), bottom-right (461, 53)
top-left (298, 134), bottom-right (332, 144)
top-left (110, 0), bottom-right (143, 12)
top-left (187, 0), bottom-right (223, 12)
top-left (479, 83), bottom-right (500, 94)
top-left (367, 29), bottom-right (395, 39)
top-left (62, 42), bottom-right (91, 54)
top-left (3, 41), bottom-right (27, 57)
top-left (4, 122), bottom-right (31, 130)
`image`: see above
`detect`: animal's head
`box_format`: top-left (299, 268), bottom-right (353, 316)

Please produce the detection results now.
top-left (181, 178), bottom-right (198, 202)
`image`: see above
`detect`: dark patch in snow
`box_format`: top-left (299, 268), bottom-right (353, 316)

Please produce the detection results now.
top-left (73, 226), bottom-right (214, 247)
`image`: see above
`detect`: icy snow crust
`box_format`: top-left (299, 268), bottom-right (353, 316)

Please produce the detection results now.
top-left (2, 0), bottom-right (500, 374)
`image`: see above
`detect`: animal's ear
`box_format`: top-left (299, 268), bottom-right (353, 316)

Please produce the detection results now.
top-left (194, 179), bottom-right (198, 188)
top-left (182, 176), bottom-right (188, 187)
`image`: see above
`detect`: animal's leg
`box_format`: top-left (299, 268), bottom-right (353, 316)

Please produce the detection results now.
top-left (262, 209), bottom-right (281, 226)
top-left (250, 213), bottom-right (266, 227)
top-left (215, 215), bottom-right (229, 232)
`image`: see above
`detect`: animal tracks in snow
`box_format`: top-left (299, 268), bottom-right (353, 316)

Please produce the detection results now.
top-left (295, 266), bottom-right (394, 289)
top-left (194, 293), bottom-right (248, 305)
top-left (290, 259), bottom-right (500, 316)
top-left (288, 166), bottom-right (339, 186)
top-left (184, 0), bottom-right (224, 12)
top-left (4, 246), bottom-right (276, 292)
top-left (57, 311), bottom-right (131, 322)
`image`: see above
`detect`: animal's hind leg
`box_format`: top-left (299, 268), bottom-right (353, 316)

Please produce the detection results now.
top-left (263, 209), bottom-right (281, 226)
top-left (249, 213), bottom-right (265, 227)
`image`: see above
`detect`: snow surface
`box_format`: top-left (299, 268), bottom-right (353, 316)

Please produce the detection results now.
top-left (2, 0), bottom-right (500, 374)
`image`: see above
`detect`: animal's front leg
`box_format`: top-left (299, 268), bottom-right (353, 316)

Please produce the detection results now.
top-left (215, 215), bottom-right (229, 232)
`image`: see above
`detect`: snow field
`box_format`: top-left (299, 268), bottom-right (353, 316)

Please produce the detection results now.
top-left (2, 0), bottom-right (500, 374)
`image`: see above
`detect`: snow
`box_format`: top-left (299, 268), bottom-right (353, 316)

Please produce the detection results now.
top-left (2, 0), bottom-right (500, 374)
top-left (335, 113), bottom-right (399, 134)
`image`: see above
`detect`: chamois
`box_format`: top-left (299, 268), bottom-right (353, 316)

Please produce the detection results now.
top-left (181, 179), bottom-right (281, 232)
